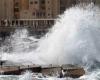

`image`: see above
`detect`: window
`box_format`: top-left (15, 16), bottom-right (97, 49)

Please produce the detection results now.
top-left (41, 0), bottom-right (45, 4)
top-left (20, 21), bottom-right (24, 25)
top-left (39, 12), bottom-right (42, 17)
top-left (14, 8), bottom-right (19, 12)
top-left (48, 13), bottom-right (50, 16)
top-left (15, 2), bottom-right (19, 7)
top-left (41, 6), bottom-right (45, 10)
top-left (30, 1), bottom-right (33, 4)
top-left (48, 1), bottom-right (50, 3)
top-left (36, 12), bottom-right (39, 17)
top-left (34, 1), bottom-right (38, 4)
top-left (32, 12), bottom-right (35, 16)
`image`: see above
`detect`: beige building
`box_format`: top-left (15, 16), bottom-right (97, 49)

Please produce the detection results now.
top-left (0, 0), bottom-right (99, 20)
top-left (52, 0), bottom-right (60, 18)
top-left (20, 0), bottom-right (41, 19)
top-left (45, 0), bottom-right (60, 18)
top-left (20, 0), bottom-right (29, 10)
top-left (14, 0), bottom-right (20, 19)
top-left (20, 0), bottom-right (60, 19)
top-left (14, 0), bottom-right (29, 19)
top-left (0, 0), bottom-right (14, 20)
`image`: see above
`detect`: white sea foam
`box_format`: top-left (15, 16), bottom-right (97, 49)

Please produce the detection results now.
top-left (1, 4), bottom-right (100, 66)
top-left (0, 3), bottom-right (100, 80)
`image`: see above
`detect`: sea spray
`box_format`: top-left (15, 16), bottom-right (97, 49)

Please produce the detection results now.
top-left (1, 4), bottom-right (100, 66)
top-left (80, 69), bottom-right (100, 80)
top-left (18, 71), bottom-right (33, 80)
top-left (0, 3), bottom-right (100, 80)
top-left (0, 29), bottom-right (39, 54)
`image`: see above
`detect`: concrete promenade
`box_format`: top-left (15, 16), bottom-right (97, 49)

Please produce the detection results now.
top-left (0, 61), bottom-right (85, 78)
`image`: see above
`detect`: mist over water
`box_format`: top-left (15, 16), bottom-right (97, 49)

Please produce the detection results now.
top-left (2, 4), bottom-right (100, 66)
top-left (0, 3), bottom-right (100, 80)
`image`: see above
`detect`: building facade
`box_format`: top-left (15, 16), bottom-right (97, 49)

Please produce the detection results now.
top-left (0, 0), bottom-right (14, 20)
top-left (0, 0), bottom-right (100, 20)
top-left (14, 0), bottom-right (29, 19)
top-left (14, 0), bottom-right (20, 19)
top-left (20, 0), bottom-right (60, 19)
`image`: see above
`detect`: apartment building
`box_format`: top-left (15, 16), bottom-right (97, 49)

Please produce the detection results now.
top-left (0, 0), bottom-right (14, 20)
top-left (20, 0), bottom-right (60, 19)
top-left (0, 0), bottom-right (99, 20)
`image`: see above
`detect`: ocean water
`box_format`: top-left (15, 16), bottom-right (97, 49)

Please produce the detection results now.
top-left (0, 3), bottom-right (100, 80)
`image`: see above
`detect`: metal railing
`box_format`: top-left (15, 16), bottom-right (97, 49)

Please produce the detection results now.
top-left (0, 19), bottom-right (55, 28)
